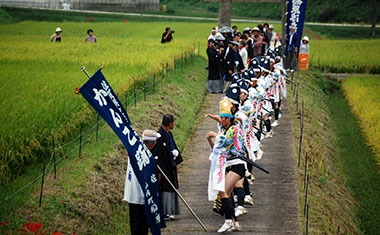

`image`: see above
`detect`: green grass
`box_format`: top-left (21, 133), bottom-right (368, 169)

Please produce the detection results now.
top-left (306, 25), bottom-right (380, 39)
top-left (288, 70), bottom-right (380, 234)
top-left (1, 55), bottom-right (208, 234)
top-left (0, 20), bottom-right (214, 183)
top-left (288, 71), bottom-right (360, 234)
top-left (328, 86), bottom-right (380, 234)
top-left (342, 75), bottom-right (380, 164)
top-left (309, 39), bottom-right (380, 73)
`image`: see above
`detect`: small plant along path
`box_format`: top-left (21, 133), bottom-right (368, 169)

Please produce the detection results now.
top-left (161, 93), bottom-right (302, 234)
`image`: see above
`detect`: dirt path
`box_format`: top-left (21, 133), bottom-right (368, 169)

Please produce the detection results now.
top-left (162, 93), bottom-right (301, 235)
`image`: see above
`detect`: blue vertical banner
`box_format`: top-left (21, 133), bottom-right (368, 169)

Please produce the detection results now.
top-left (286, 0), bottom-right (308, 53)
top-left (80, 69), bottom-right (162, 235)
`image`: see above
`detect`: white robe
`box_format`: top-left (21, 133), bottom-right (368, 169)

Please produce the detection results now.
top-left (207, 134), bottom-right (228, 201)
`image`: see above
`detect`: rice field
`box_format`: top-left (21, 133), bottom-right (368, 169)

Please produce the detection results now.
top-left (342, 75), bottom-right (380, 166)
top-left (0, 21), bottom-right (213, 182)
top-left (309, 39), bottom-right (380, 73)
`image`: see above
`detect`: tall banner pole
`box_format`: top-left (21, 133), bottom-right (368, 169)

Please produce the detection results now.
top-left (79, 68), bottom-right (208, 233)
top-left (281, 0), bottom-right (287, 58)
top-left (285, 0), bottom-right (308, 54)
top-left (79, 68), bottom-right (162, 234)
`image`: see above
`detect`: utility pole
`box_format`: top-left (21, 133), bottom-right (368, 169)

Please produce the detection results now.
top-left (218, 0), bottom-right (231, 27)
top-left (206, 0), bottom-right (282, 27)
top-left (281, 0), bottom-right (287, 55)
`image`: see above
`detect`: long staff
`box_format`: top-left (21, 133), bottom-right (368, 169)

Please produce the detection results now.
top-left (156, 164), bottom-right (208, 232)
top-left (81, 66), bottom-right (207, 231)
top-left (237, 155), bottom-right (270, 174)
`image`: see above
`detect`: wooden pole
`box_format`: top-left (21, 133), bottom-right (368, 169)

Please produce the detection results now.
top-left (305, 201), bottom-right (309, 234)
top-left (153, 74), bottom-right (156, 94)
top-left (134, 82), bottom-right (137, 108)
top-left (52, 136), bottom-right (56, 179)
top-left (304, 174), bottom-right (309, 216)
top-left (304, 153), bottom-right (308, 190)
top-left (96, 113), bottom-right (100, 142)
top-left (144, 81), bottom-right (146, 102)
top-left (298, 99), bottom-right (303, 167)
top-left (125, 91), bottom-right (128, 110)
top-left (218, 0), bottom-right (231, 27)
top-left (39, 162), bottom-right (46, 208)
top-left (281, 0), bottom-right (287, 57)
top-left (79, 123), bottom-right (83, 158)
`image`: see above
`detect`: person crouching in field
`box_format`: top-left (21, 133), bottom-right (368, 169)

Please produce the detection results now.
top-left (50, 27), bottom-right (62, 42)
top-left (161, 27), bottom-right (174, 43)
top-left (85, 29), bottom-right (97, 43)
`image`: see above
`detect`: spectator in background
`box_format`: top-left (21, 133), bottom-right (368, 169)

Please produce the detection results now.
top-left (223, 40), bottom-right (244, 92)
top-left (252, 27), bottom-right (263, 57)
top-left (268, 25), bottom-right (277, 51)
top-left (161, 27), bottom-right (174, 43)
top-left (85, 29), bottom-right (97, 43)
top-left (262, 23), bottom-right (269, 33)
top-left (263, 23), bottom-right (270, 54)
top-left (206, 38), bottom-right (224, 93)
top-left (50, 27), bottom-right (62, 42)
top-left (257, 24), bottom-right (267, 56)
top-left (208, 27), bottom-right (218, 41)
top-left (153, 114), bottom-right (183, 221)
top-left (239, 41), bottom-right (248, 70)
top-left (232, 25), bottom-right (238, 37)
top-left (207, 27), bottom-right (218, 48)
top-left (285, 26), bottom-right (299, 72)
top-left (233, 32), bottom-right (241, 43)
top-left (242, 28), bottom-right (254, 62)
top-left (299, 36), bottom-right (309, 54)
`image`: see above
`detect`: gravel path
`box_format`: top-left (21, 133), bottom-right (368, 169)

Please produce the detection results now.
top-left (161, 93), bottom-right (301, 235)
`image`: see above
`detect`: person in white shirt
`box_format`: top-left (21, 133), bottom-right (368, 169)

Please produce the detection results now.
top-left (123, 129), bottom-right (161, 235)
top-left (299, 36), bottom-right (309, 54)
top-left (50, 27), bottom-right (62, 42)
top-left (208, 27), bottom-right (218, 41)
top-left (239, 41), bottom-right (248, 70)
top-left (268, 25), bottom-right (277, 51)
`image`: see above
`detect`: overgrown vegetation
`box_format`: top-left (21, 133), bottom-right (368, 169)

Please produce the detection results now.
top-left (0, 19), bottom-right (213, 184)
top-left (342, 76), bottom-right (380, 166)
top-left (306, 25), bottom-right (380, 39)
top-left (288, 71), bottom-right (359, 234)
top-left (288, 71), bottom-right (380, 234)
top-left (331, 77), bottom-right (380, 234)
top-left (1, 56), bottom-right (208, 234)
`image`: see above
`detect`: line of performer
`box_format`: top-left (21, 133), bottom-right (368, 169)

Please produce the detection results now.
top-left (205, 25), bottom-right (288, 233)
